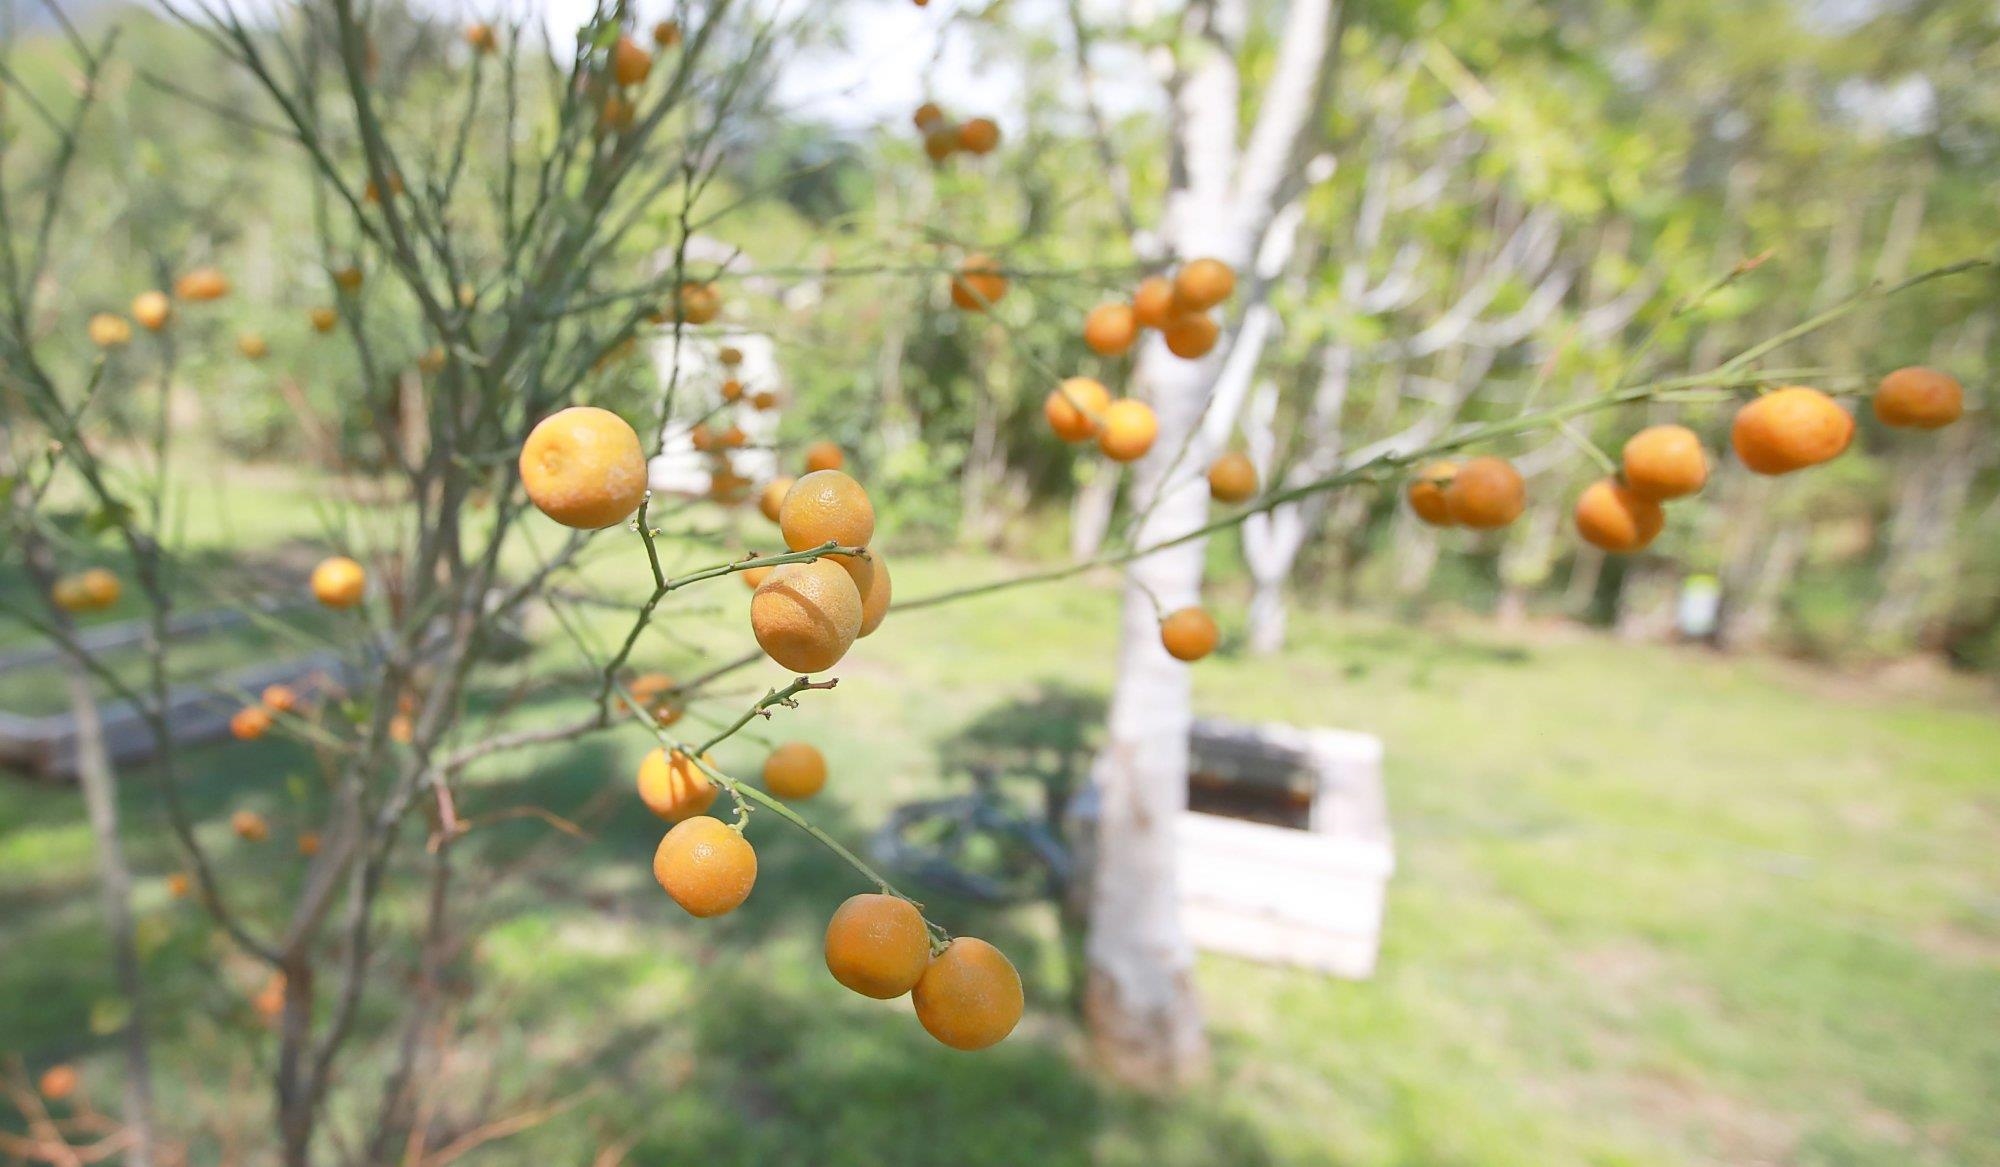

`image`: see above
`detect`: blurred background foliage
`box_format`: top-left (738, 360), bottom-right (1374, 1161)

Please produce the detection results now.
top-left (6, 0), bottom-right (1995, 668)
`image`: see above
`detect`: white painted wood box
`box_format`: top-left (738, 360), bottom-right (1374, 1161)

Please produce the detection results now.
top-left (1178, 718), bottom-right (1393, 979)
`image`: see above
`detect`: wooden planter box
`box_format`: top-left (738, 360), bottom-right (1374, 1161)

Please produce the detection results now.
top-left (1070, 716), bottom-right (1393, 980)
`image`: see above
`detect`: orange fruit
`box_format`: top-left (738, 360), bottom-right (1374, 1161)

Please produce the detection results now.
top-left (741, 563), bottom-right (773, 589)
top-left (1131, 276), bottom-right (1174, 329)
top-left (131, 290), bottom-right (172, 330)
top-left (653, 816), bottom-right (757, 917)
top-left (1045, 376), bottom-right (1111, 442)
top-left (519, 406), bottom-right (648, 528)
top-left (598, 94), bottom-right (634, 134)
top-left (913, 101), bottom-right (945, 130)
top-left (309, 306), bottom-right (339, 333)
top-left (174, 267), bottom-right (230, 301)
top-left (311, 555), bottom-right (367, 608)
top-left (637, 747), bottom-right (719, 822)
top-left (709, 462), bottom-right (753, 504)
top-left (1573, 478), bottom-right (1664, 553)
top-left (653, 19), bottom-right (681, 47)
top-left (752, 390), bottom-right (779, 411)
top-left (332, 265), bottom-right (364, 293)
top-left (465, 22), bottom-right (496, 52)
top-left (1097, 399), bottom-right (1158, 462)
top-left (166, 872), bottom-right (191, 899)
top-left (803, 440), bottom-right (844, 472)
top-left (363, 170), bottom-right (405, 202)
top-left (762, 741), bottom-right (827, 799)
top-left (759, 475), bottom-right (795, 523)
top-left (253, 973), bottom-right (286, 1022)
top-left (1163, 311), bottom-right (1220, 359)
top-left (689, 422), bottom-right (718, 453)
top-left (719, 424), bottom-right (747, 449)
top-left (232, 809), bottom-right (269, 842)
top-left (825, 893), bottom-right (930, 999)
top-left (51, 576), bottom-right (91, 613)
top-left (779, 469), bottom-right (876, 552)
top-left (1207, 451), bottom-right (1257, 503)
top-left (1621, 425), bottom-right (1707, 500)
top-left (611, 35), bottom-right (652, 86)
top-left (1406, 461), bottom-right (1458, 526)
top-left (1731, 386), bottom-right (1853, 475)
top-left (237, 332), bottom-right (269, 360)
top-left (718, 345), bottom-right (743, 365)
top-left (950, 254), bottom-right (1008, 312)
top-left (751, 560), bottom-right (863, 673)
top-left (77, 568), bottom-right (119, 609)
top-left (230, 707), bottom-right (271, 741)
top-left (1443, 456), bottom-right (1525, 529)
top-left (1083, 303), bottom-right (1138, 357)
top-left (912, 937), bottom-right (1023, 1051)
top-left (1172, 258), bottom-right (1235, 311)
top-left (923, 125), bottom-right (958, 162)
top-left (38, 1065), bottom-right (78, 1101)
top-left (628, 672), bottom-right (684, 725)
top-left (857, 552), bottom-right (892, 637)
top-left (627, 671), bottom-right (673, 705)
top-left (1872, 366), bottom-right (1963, 429)
top-left (297, 831), bottom-right (321, 857)
top-left (721, 379), bottom-right (744, 403)
top-left (389, 713), bottom-right (414, 744)
top-left (958, 117), bottom-right (1000, 155)
top-left (88, 313), bottom-right (132, 348)
top-left (260, 684), bottom-right (299, 713)
top-left (673, 282), bottom-right (721, 324)
top-left (1160, 606), bottom-right (1219, 661)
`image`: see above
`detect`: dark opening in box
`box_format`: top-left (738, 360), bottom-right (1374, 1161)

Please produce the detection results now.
top-left (1187, 770), bottom-right (1312, 829)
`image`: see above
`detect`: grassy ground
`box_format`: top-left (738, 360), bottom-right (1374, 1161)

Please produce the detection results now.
top-left (2, 539), bottom-right (1996, 1166)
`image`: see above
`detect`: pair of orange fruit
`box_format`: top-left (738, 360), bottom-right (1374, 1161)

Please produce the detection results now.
top-left (1043, 377), bottom-right (1158, 462)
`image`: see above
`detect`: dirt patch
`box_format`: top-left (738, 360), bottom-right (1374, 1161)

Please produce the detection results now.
top-left (1621, 1066), bottom-right (1802, 1166)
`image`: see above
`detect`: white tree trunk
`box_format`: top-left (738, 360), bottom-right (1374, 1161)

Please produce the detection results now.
top-left (62, 666), bottom-right (157, 1166)
top-left (1084, 0), bottom-right (1339, 1086)
top-left (1084, 339), bottom-right (1220, 1085)
top-left (1070, 465), bottom-right (1119, 561)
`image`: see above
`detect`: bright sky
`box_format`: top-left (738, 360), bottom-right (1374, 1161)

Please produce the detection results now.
top-left (401, 0), bottom-right (1157, 132)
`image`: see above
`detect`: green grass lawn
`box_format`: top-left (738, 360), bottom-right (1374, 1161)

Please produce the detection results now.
top-left (2, 543), bottom-right (1996, 1166)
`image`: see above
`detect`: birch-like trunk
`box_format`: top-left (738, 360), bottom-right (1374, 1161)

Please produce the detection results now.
top-left (61, 666), bottom-right (157, 1166)
top-left (1084, 0), bottom-right (1339, 1087)
top-left (1084, 339), bottom-right (1220, 1085)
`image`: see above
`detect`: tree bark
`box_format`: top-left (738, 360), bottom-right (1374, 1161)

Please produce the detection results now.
top-left (1083, 343), bottom-right (1215, 1085)
top-left (61, 665), bottom-right (158, 1167)
top-left (1084, 0), bottom-right (1341, 1087)
top-left (1069, 464), bottom-right (1119, 561)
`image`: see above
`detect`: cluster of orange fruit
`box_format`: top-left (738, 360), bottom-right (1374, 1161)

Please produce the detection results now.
top-left (638, 740), bottom-right (825, 823)
top-left (641, 740), bottom-right (1021, 1049)
top-left (1042, 377), bottom-right (1157, 463)
top-left (513, 407), bottom-right (1018, 1049)
top-left (85, 262), bottom-right (375, 373)
top-left (1404, 368), bottom-right (1967, 553)
top-left (688, 346), bottom-right (788, 503)
top-left (750, 465), bottom-right (891, 670)
top-left (227, 681), bottom-right (306, 742)
top-left (84, 267), bottom-right (229, 351)
top-left (1084, 257), bottom-right (1236, 361)
top-left (913, 103), bottom-right (1001, 164)
top-left (664, 280), bottom-right (723, 326)
top-left (587, 31), bottom-right (676, 135)
top-left (49, 567), bottom-right (121, 614)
